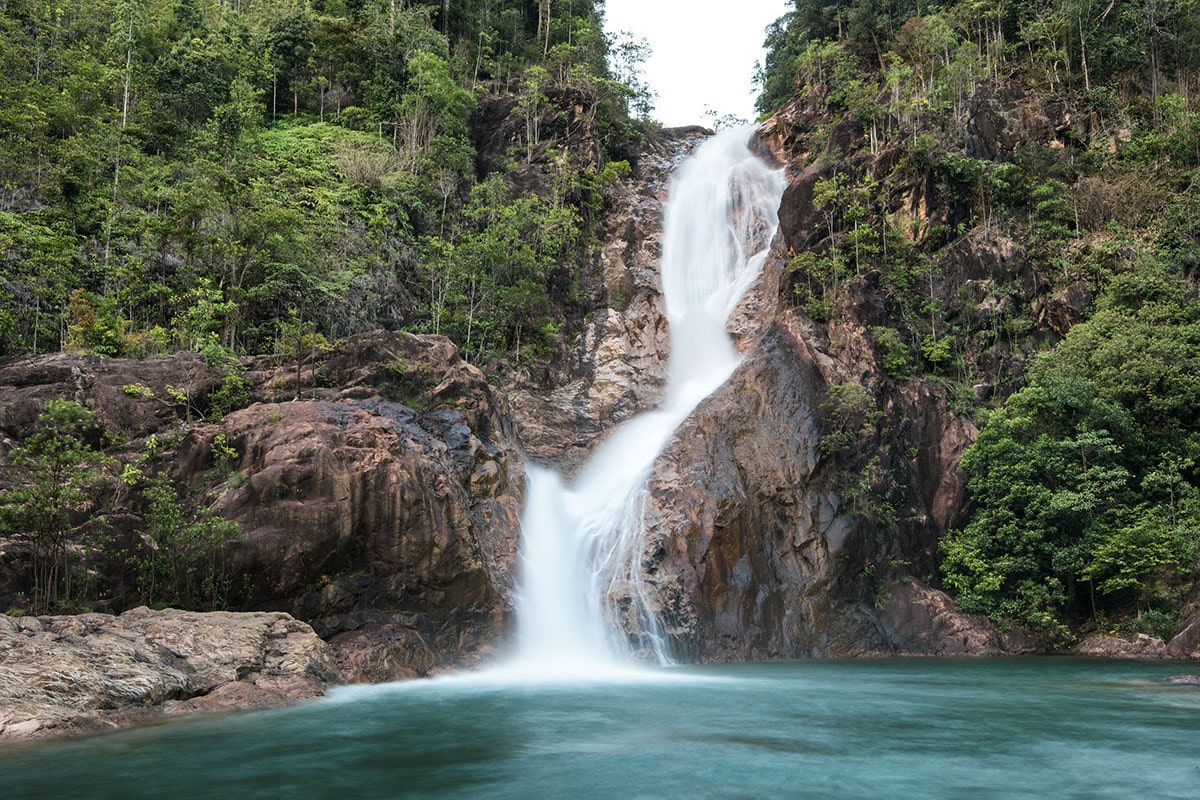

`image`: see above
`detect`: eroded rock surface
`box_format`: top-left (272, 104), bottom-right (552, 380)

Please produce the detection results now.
top-left (0, 607), bottom-right (336, 740)
top-left (185, 331), bottom-right (524, 678)
top-left (1165, 602), bottom-right (1200, 659)
top-left (507, 128), bottom-right (709, 475)
top-left (1072, 633), bottom-right (1170, 659)
top-left (636, 311), bottom-right (885, 660)
top-left (874, 580), bottom-right (1039, 656)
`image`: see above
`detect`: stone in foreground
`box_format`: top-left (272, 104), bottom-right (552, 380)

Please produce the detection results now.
top-left (0, 607), bottom-right (338, 740)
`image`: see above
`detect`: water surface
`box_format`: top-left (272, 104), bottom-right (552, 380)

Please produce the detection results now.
top-left (3, 658), bottom-right (1198, 799)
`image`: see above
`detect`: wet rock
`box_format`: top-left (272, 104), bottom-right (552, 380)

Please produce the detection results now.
top-left (327, 619), bottom-right (439, 682)
top-left (0, 608), bottom-right (336, 740)
top-left (634, 311), bottom-right (892, 660)
top-left (1162, 675), bottom-right (1200, 686)
top-left (507, 129), bottom-right (708, 475)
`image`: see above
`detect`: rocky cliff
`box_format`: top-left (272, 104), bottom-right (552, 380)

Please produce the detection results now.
top-left (510, 123), bottom-right (1013, 661)
top-left (504, 126), bottom-right (711, 475)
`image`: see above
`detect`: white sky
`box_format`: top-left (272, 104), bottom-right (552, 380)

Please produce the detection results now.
top-left (602, 0), bottom-right (791, 127)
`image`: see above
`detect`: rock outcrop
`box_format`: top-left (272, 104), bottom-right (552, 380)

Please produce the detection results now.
top-left (0, 607), bottom-right (336, 740)
top-left (0, 330), bottom-right (524, 680)
top-left (631, 300), bottom-right (1007, 660)
top-left (1165, 601), bottom-right (1200, 660)
top-left (506, 127), bottom-right (709, 475)
top-left (1072, 633), bottom-right (1171, 659)
top-left (635, 306), bottom-right (883, 660)
top-left (182, 331), bottom-right (524, 678)
top-left (874, 579), bottom-right (1040, 655)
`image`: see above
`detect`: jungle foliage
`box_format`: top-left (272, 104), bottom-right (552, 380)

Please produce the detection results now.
top-left (0, 0), bottom-right (644, 365)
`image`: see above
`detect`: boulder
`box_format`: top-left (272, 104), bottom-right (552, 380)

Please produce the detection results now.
top-left (1162, 675), bottom-right (1200, 686)
top-left (0, 607), bottom-right (337, 740)
top-left (874, 579), bottom-right (1001, 654)
top-left (1166, 603), bottom-right (1200, 659)
top-left (1072, 633), bottom-right (1170, 659)
top-left (1035, 281), bottom-right (1094, 337)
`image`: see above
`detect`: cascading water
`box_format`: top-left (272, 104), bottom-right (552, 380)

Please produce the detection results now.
top-left (512, 127), bottom-right (786, 676)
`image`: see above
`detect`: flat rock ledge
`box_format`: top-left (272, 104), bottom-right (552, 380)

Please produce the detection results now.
top-left (1071, 632), bottom-right (1171, 659)
top-left (0, 608), bottom-right (339, 741)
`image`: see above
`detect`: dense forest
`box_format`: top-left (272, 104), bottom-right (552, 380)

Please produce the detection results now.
top-left (0, 0), bottom-right (645, 366)
top-left (755, 0), bottom-right (1200, 641)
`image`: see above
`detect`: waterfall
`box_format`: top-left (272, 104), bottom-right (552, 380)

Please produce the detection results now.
top-left (512, 127), bottom-right (786, 676)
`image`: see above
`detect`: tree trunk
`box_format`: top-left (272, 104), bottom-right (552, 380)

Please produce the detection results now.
top-left (120, 14), bottom-right (134, 130)
top-left (1079, 15), bottom-right (1090, 93)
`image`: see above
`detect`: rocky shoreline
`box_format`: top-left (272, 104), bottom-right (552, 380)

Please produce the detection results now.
top-left (3, 604), bottom-right (1198, 744)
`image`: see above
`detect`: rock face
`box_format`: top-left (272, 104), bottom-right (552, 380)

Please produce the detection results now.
top-left (632, 301), bottom-right (1007, 660)
top-left (874, 580), bottom-right (1040, 655)
top-left (0, 350), bottom-right (219, 444)
top-left (0, 607), bottom-right (337, 740)
top-left (1165, 602), bottom-right (1200, 660)
top-left (184, 331), bottom-right (524, 679)
top-left (509, 126), bottom-right (1012, 661)
top-left (635, 306), bottom-right (876, 660)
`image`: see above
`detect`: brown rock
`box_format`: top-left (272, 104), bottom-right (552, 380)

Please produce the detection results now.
top-left (633, 312), bottom-right (892, 660)
top-left (0, 330), bottom-right (524, 679)
top-left (1035, 281), bottom-right (1094, 337)
top-left (874, 579), bottom-right (1037, 655)
top-left (1166, 604), bottom-right (1200, 659)
top-left (0, 608), bottom-right (336, 740)
top-left (776, 161), bottom-right (829, 254)
top-left (181, 334), bottom-right (524, 670)
top-left (327, 620), bottom-right (438, 683)
top-left (506, 129), bottom-right (708, 475)
top-left (0, 351), bottom-right (218, 442)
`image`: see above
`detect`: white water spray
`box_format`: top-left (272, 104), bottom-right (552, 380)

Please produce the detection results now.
top-left (511, 127), bottom-right (786, 677)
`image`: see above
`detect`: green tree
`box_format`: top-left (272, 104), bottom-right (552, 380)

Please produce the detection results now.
top-left (0, 401), bottom-right (113, 613)
top-left (122, 436), bottom-right (243, 610)
top-left (941, 376), bottom-right (1136, 637)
